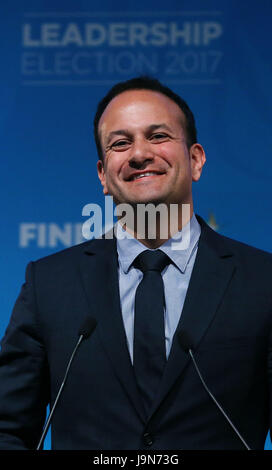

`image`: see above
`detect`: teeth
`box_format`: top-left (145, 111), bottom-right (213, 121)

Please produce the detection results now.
top-left (132, 172), bottom-right (159, 180)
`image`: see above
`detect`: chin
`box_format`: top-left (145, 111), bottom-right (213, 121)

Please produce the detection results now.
top-left (127, 198), bottom-right (167, 207)
top-left (129, 190), bottom-right (170, 205)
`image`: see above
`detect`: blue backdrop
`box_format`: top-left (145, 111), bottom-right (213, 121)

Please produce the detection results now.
top-left (1, 0), bottom-right (271, 450)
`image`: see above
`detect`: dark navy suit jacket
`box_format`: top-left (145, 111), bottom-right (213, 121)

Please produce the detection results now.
top-left (0, 216), bottom-right (271, 450)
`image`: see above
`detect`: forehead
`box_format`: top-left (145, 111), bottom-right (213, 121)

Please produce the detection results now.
top-left (98, 89), bottom-right (185, 137)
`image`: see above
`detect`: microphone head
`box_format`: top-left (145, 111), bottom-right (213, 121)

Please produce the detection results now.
top-left (78, 316), bottom-right (97, 339)
top-left (177, 330), bottom-right (194, 352)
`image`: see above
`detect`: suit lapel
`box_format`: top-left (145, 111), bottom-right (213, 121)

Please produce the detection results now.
top-left (79, 237), bottom-right (146, 423)
top-left (147, 217), bottom-right (236, 420)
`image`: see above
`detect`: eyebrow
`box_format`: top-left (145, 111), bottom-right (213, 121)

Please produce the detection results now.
top-left (104, 123), bottom-right (173, 146)
top-left (104, 129), bottom-right (131, 146)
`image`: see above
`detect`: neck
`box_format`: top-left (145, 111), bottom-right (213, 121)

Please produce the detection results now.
top-left (118, 203), bottom-right (193, 249)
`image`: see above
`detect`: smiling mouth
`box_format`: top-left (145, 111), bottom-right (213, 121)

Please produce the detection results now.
top-left (128, 171), bottom-right (165, 181)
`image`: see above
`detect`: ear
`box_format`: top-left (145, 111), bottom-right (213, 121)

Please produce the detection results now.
top-left (189, 143), bottom-right (206, 182)
top-left (97, 160), bottom-right (109, 195)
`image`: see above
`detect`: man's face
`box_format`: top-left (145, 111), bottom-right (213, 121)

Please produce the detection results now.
top-left (97, 89), bottom-right (205, 209)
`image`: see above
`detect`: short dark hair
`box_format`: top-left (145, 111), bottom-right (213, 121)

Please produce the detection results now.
top-left (93, 76), bottom-right (197, 161)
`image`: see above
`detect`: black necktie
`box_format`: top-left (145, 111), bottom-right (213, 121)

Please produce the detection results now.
top-left (133, 249), bottom-right (171, 414)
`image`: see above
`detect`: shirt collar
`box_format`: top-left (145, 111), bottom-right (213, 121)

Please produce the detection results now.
top-left (116, 213), bottom-right (201, 274)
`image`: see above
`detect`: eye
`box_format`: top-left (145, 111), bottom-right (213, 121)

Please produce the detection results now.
top-left (150, 133), bottom-right (169, 141)
top-left (110, 139), bottom-right (131, 150)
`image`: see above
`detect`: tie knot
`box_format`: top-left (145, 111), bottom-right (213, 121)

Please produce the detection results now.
top-left (133, 249), bottom-right (171, 274)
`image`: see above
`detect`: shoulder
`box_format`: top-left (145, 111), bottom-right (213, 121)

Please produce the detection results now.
top-left (30, 237), bottom-right (116, 274)
top-left (197, 214), bottom-right (272, 269)
top-left (220, 233), bottom-right (272, 272)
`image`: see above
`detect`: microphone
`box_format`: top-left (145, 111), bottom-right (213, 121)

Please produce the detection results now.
top-left (177, 331), bottom-right (251, 450)
top-left (36, 316), bottom-right (97, 450)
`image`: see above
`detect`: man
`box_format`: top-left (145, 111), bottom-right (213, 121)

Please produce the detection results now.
top-left (0, 76), bottom-right (271, 450)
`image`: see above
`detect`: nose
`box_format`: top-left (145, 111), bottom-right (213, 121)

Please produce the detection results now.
top-left (128, 137), bottom-right (154, 169)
